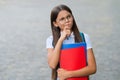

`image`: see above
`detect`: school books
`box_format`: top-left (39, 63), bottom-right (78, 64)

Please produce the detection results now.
top-left (60, 42), bottom-right (88, 80)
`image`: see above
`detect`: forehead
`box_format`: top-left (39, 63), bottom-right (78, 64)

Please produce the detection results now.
top-left (57, 10), bottom-right (71, 18)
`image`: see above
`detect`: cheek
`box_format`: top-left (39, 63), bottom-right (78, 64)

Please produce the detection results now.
top-left (71, 19), bottom-right (73, 25)
top-left (69, 21), bottom-right (73, 29)
top-left (70, 21), bottom-right (73, 26)
top-left (57, 24), bottom-right (64, 30)
top-left (60, 25), bottom-right (65, 30)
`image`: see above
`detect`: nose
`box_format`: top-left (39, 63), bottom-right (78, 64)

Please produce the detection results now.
top-left (65, 18), bottom-right (69, 22)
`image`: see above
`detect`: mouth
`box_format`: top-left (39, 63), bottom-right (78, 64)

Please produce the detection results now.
top-left (65, 24), bottom-right (71, 28)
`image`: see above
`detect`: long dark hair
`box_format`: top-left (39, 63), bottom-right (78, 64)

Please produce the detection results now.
top-left (50, 4), bottom-right (82, 80)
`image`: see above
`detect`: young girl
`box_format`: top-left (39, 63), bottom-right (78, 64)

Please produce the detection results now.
top-left (46, 4), bottom-right (97, 80)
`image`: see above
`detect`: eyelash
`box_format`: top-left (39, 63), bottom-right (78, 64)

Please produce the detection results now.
top-left (60, 15), bottom-right (72, 21)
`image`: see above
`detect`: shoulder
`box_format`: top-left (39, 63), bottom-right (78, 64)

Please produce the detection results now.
top-left (46, 35), bottom-right (53, 48)
top-left (46, 35), bottom-right (53, 42)
top-left (82, 32), bottom-right (91, 42)
top-left (83, 33), bottom-right (90, 39)
top-left (82, 32), bottom-right (92, 49)
top-left (80, 32), bottom-right (90, 41)
top-left (46, 35), bottom-right (53, 44)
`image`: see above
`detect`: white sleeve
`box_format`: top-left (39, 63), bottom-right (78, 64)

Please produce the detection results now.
top-left (46, 36), bottom-right (54, 48)
top-left (84, 33), bottom-right (92, 49)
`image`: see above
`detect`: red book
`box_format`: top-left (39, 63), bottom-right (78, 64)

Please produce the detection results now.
top-left (60, 42), bottom-right (88, 80)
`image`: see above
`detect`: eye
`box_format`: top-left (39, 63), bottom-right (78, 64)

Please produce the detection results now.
top-left (66, 15), bottom-right (71, 19)
top-left (60, 17), bottom-right (65, 21)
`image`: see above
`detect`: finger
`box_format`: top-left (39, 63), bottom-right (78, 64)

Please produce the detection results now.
top-left (57, 68), bottom-right (61, 72)
top-left (63, 27), bottom-right (71, 31)
top-left (63, 27), bottom-right (67, 30)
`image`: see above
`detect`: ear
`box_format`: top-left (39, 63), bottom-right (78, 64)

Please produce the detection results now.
top-left (53, 21), bottom-right (58, 27)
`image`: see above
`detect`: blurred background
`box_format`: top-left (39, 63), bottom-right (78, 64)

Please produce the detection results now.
top-left (0, 0), bottom-right (120, 80)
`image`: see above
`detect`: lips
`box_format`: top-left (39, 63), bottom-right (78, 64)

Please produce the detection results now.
top-left (65, 24), bottom-right (71, 29)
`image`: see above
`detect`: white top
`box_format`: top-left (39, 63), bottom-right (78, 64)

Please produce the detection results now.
top-left (46, 32), bottom-right (92, 49)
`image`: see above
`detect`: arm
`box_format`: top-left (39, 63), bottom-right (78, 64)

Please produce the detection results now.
top-left (47, 29), bottom-right (71, 69)
top-left (57, 48), bottom-right (97, 79)
top-left (47, 38), bottom-right (63, 69)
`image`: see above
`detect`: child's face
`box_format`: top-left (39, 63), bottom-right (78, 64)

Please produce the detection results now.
top-left (54, 10), bottom-right (73, 31)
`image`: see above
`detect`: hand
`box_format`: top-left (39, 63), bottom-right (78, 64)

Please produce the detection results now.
top-left (60, 27), bottom-right (71, 41)
top-left (57, 68), bottom-right (69, 80)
